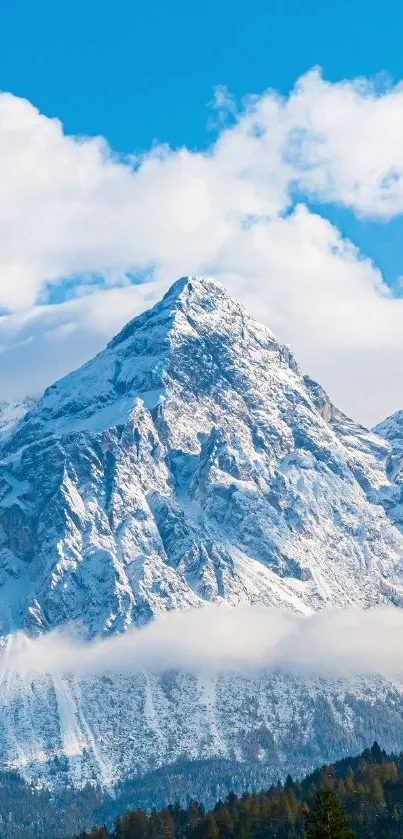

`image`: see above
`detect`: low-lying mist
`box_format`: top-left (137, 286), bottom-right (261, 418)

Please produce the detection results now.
top-left (5, 604), bottom-right (403, 683)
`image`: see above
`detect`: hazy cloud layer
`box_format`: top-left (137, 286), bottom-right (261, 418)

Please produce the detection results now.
top-left (7, 605), bottom-right (403, 683)
top-left (2, 70), bottom-right (403, 423)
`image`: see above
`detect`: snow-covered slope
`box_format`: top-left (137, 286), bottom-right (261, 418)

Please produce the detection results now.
top-left (2, 275), bottom-right (403, 636)
top-left (0, 397), bottom-right (36, 438)
top-left (375, 411), bottom-right (403, 464)
top-left (371, 411), bottom-right (403, 527)
top-left (1, 276), bottom-right (403, 788)
top-left (1, 666), bottom-right (403, 792)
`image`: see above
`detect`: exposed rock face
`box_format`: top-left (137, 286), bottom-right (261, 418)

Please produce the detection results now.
top-left (1, 276), bottom-right (403, 789)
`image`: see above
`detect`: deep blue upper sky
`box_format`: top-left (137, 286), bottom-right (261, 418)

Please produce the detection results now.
top-left (0, 0), bottom-right (401, 150)
top-left (0, 0), bottom-right (403, 286)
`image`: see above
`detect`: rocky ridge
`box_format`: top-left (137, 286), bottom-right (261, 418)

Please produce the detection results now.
top-left (0, 276), bottom-right (403, 788)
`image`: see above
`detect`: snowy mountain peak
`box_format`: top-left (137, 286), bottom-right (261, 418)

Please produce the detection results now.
top-left (372, 410), bottom-right (403, 508)
top-left (156, 274), bottom-right (243, 316)
top-left (108, 273), bottom-right (280, 360)
top-left (2, 277), bottom-right (403, 787)
top-left (109, 275), bottom-right (246, 351)
top-left (0, 275), bottom-right (403, 641)
top-left (161, 274), bottom-right (228, 306)
top-left (374, 410), bottom-right (403, 452)
top-left (5, 275), bottom-right (298, 445)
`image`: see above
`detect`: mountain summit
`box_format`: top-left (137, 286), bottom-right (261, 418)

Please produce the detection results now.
top-left (0, 275), bottom-right (403, 637)
top-left (7, 275), bottom-right (292, 439)
top-left (1, 276), bottom-right (403, 787)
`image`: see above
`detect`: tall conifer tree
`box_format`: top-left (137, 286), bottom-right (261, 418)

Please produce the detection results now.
top-left (305, 788), bottom-right (356, 839)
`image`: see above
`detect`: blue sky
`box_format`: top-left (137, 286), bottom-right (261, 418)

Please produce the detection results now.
top-left (1, 0), bottom-right (403, 423)
top-left (0, 0), bottom-right (400, 149)
top-left (0, 0), bottom-right (402, 287)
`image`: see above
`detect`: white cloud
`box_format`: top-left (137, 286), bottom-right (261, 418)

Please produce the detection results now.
top-left (8, 605), bottom-right (403, 683)
top-left (287, 70), bottom-right (403, 217)
top-left (2, 70), bottom-right (403, 423)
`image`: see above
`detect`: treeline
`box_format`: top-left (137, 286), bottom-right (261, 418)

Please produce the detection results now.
top-left (1, 742), bottom-right (403, 839)
top-left (76, 743), bottom-right (403, 839)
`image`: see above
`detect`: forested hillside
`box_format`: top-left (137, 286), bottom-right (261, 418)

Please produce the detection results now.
top-left (74, 741), bottom-right (403, 839)
top-left (2, 742), bottom-right (403, 839)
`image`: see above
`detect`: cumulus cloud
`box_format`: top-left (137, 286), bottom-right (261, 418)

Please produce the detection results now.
top-left (287, 71), bottom-right (403, 217)
top-left (2, 70), bottom-right (403, 423)
top-left (7, 605), bottom-right (403, 684)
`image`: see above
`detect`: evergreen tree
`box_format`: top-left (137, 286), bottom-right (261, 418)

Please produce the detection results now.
top-left (305, 788), bottom-right (356, 839)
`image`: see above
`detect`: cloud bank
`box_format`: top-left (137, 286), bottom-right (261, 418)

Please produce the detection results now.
top-left (7, 605), bottom-right (403, 684)
top-left (2, 70), bottom-right (403, 423)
